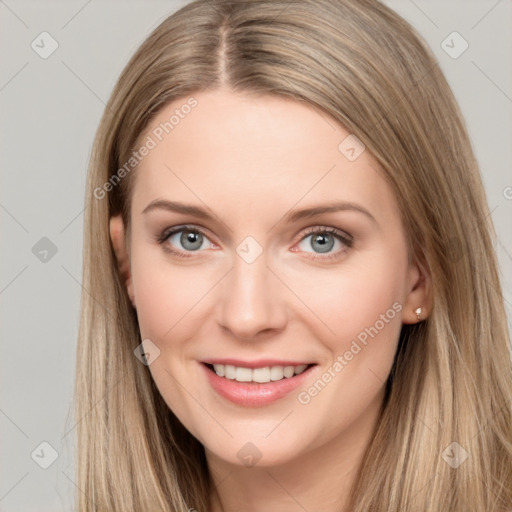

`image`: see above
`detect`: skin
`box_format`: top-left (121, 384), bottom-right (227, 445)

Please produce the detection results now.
top-left (110, 89), bottom-right (431, 512)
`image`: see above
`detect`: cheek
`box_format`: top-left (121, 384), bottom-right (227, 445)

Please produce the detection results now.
top-left (129, 247), bottom-right (217, 434)
top-left (290, 265), bottom-right (404, 437)
top-left (130, 246), bottom-right (214, 342)
top-left (330, 272), bottom-right (402, 343)
top-left (290, 256), bottom-right (405, 346)
top-left (284, 251), bottom-right (407, 407)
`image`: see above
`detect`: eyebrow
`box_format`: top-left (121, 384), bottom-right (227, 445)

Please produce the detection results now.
top-left (142, 199), bottom-right (377, 225)
top-left (285, 202), bottom-right (377, 225)
top-left (142, 199), bottom-right (211, 219)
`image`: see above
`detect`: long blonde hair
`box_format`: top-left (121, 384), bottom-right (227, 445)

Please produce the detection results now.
top-left (76, 0), bottom-right (512, 510)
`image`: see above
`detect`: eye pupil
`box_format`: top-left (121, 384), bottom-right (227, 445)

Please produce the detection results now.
top-left (311, 233), bottom-right (334, 253)
top-left (180, 230), bottom-right (203, 250)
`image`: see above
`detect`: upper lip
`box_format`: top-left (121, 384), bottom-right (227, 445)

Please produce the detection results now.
top-left (202, 358), bottom-right (315, 369)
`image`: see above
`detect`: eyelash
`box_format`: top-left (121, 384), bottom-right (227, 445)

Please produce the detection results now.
top-left (298, 226), bottom-right (353, 261)
top-left (157, 224), bottom-right (208, 259)
top-left (156, 225), bottom-right (353, 260)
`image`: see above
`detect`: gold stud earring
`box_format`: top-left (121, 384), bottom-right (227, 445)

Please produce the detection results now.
top-left (415, 307), bottom-right (422, 321)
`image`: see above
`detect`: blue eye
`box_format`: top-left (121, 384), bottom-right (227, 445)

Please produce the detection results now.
top-left (157, 225), bottom-right (352, 259)
top-left (159, 227), bottom-right (213, 253)
top-left (297, 229), bottom-right (352, 255)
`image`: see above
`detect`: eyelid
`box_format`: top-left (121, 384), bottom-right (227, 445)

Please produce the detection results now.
top-left (296, 226), bottom-right (353, 245)
top-left (157, 224), bottom-right (217, 257)
top-left (157, 224), bottom-right (353, 260)
top-left (291, 225), bottom-right (353, 260)
top-left (158, 224), bottom-right (212, 243)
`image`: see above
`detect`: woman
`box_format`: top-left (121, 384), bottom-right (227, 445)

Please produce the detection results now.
top-left (76, 0), bottom-right (512, 510)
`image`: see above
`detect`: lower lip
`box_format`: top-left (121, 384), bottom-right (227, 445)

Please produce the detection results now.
top-left (201, 363), bottom-right (316, 407)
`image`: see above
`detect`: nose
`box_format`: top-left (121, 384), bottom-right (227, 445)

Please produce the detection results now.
top-left (216, 254), bottom-right (288, 340)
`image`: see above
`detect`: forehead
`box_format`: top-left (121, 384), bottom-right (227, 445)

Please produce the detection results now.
top-left (131, 89), bottom-right (398, 226)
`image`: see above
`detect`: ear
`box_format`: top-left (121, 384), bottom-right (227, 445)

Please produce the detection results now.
top-left (401, 259), bottom-right (432, 324)
top-left (109, 215), bottom-right (135, 307)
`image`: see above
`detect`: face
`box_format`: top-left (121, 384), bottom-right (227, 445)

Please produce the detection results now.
top-left (110, 89), bottom-right (428, 469)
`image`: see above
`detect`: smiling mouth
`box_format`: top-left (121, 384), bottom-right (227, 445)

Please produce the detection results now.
top-left (203, 363), bottom-right (315, 383)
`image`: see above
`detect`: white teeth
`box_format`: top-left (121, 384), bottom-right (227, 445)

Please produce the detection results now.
top-left (213, 364), bottom-right (225, 377)
top-left (235, 367), bottom-right (253, 382)
top-left (225, 365), bottom-right (236, 379)
top-left (210, 363), bottom-right (310, 383)
top-left (269, 366), bottom-right (284, 381)
top-left (253, 367), bottom-right (270, 383)
top-left (283, 366), bottom-right (295, 378)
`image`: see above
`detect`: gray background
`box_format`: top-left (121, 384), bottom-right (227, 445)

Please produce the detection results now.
top-left (1, 1), bottom-right (511, 510)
